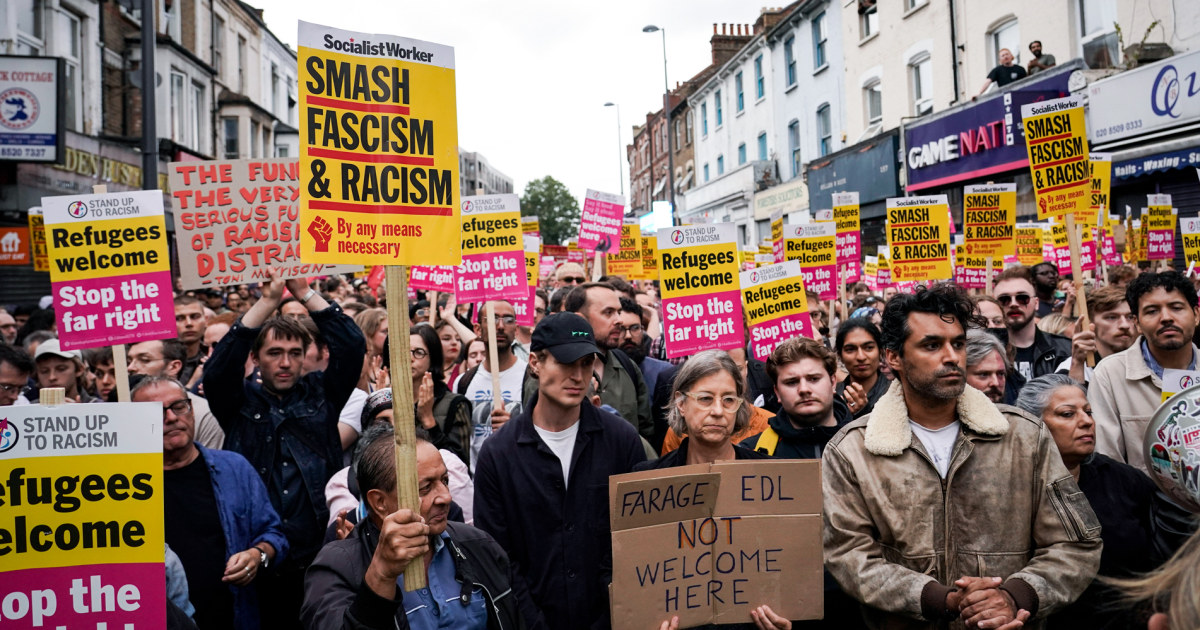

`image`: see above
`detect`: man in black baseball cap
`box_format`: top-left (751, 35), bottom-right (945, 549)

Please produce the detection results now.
top-left (474, 312), bottom-right (646, 629)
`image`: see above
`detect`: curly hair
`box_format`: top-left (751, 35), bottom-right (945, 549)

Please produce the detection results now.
top-left (1126, 271), bottom-right (1198, 314)
top-left (880, 283), bottom-right (981, 355)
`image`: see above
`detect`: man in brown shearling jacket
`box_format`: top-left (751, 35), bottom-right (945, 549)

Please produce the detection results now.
top-left (823, 284), bottom-right (1102, 629)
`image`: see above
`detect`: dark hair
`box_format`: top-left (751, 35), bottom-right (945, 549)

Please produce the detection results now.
top-left (322, 277), bottom-right (344, 294)
top-left (995, 265), bottom-right (1034, 285)
top-left (880, 283), bottom-right (981, 355)
top-left (299, 317), bottom-right (327, 350)
top-left (1029, 39), bottom-right (1042, 48)
top-left (835, 318), bottom-right (882, 355)
top-left (618, 296), bottom-right (644, 324)
top-left (160, 338), bottom-right (187, 364)
top-left (563, 282), bottom-right (615, 314)
top-left (14, 308), bottom-right (55, 346)
top-left (767, 336), bottom-right (836, 382)
top-left (549, 288), bottom-right (567, 314)
top-left (0, 344), bottom-right (34, 375)
top-left (599, 276), bottom-right (636, 300)
top-left (252, 316), bottom-right (313, 355)
top-left (1126, 271), bottom-right (1199, 314)
top-left (1109, 265), bottom-right (1139, 286)
top-left (173, 295), bottom-right (202, 308)
top-left (82, 346), bottom-right (114, 367)
top-left (355, 424), bottom-right (432, 498)
top-left (412, 324), bottom-right (444, 384)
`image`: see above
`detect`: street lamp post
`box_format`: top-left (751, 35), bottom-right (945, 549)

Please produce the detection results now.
top-left (603, 102), bottom-right (624, 197)
top-left (643, 25), bottom-right (675, 223)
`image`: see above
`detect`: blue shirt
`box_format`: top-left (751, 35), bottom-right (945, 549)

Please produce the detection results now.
top-left (1140, 338), bottom-right (1196, 379)
top-left (397, 532), bottom-right (488, 630)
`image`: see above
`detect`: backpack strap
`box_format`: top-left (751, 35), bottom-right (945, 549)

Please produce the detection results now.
top-left (754, 426), bottom-right (780, 456)
top-left (432, 391), bottom-right (454, 431)
top-left (456, 365), bottom-right (479, 396)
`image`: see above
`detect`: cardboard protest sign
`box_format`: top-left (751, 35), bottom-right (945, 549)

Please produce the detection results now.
top-left (886, 195), bottom-right (952, 282)
top-left (963, 183), bottom-right (1016, 257)
top-left (1022, 95), bottom-right (1090, 220)
top-left (579, 189), bottom-right (625, 252)
top-left (770, 210), bottom-right (785, 263)
top-left (830, 192), bottom-right (862, 282)
top-left (640, 236), bottom-right (659, 281)
top-left (0, 402), bottom-right (164, 629)
top-left (657, 224), bottom-right (744, 359)
top-left (42, 191), bottom-right (175, 350)
top-left (741, 261), bottom-right (814, 361)
top-left (609, 461), bottom-right (823, 629)
top-left (298, 21), bottom-right (460, 266)
top-left (1147, 195), bottom-right (1176, 261)
top-left (169, 159), bottom-right (357, 288)
top-left (783, 222), bottom-right (837, 301)
top-left (455, 194), bottom-right (525, 302)
top-left (607, 223), bottom-right (644, 278)
top-left (1181, 218), bottom-right (1200, 273)
top-left (408, 265), bottom-right (456, 292)
top-left (1085, 153), bottom-right (1112, 228)
top-left (0, 227), bottom-right (31, 266)
top-left (1015, 223), bottom-right (1044, 266)
top-left (27, 210), bottom-right (49, 272)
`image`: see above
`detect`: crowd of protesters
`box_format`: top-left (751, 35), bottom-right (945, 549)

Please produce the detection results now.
top-left (2, 259), bottom-right (1199, 630)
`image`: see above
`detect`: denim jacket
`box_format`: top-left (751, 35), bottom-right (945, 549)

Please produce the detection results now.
top-left (203, 303), bottom-right (365, 564)
top-left (195, 444), bottom-right (290, 630)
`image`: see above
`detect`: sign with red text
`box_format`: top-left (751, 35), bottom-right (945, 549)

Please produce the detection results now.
top-left (1084, 153), bottom-right (1112, 228)
top-left (741, 261), bottom-right (814, 361)
top-left (770, 210), bottom-right (784, 263)
top-left (784, 222), bottom-right (837, 301)
top-left (169, 159), bottom-right (357, 288)
top-left (579, 189), bottom-right (624, 251)
top-left (640, 236), bottom-right (659, 281)
top-left (657, 224), bottom-right (743, 359)
top-left (607, 223), bottom-right (644, 278)
top-left (953, 247), bottom-right (995, 289)
top-left (0, 402), bottom-right (165, 630)
top-left (298, 21), bottom-right (460, 266)
top-left (0, 227), bottom-right (31, 266)
top-left (886, 195), bottom-right (952, 282)
top-left (1050, 221), bottom-right (1071, 274)
top-left (455, 194), bottom-right (525, 302)
top-left (28, 209), bottom-right (49, 272)
top-left (830, 192), bottom-right (861, 282)
top-left (1023, 96), bottom-right (1090, 220)
top-left (963, 183), bottom-right (1016, 257)
top-left (43, 190), bottom-right (175, 350)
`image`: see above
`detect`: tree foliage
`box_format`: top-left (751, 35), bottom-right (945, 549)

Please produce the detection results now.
top-left (520, 176), bottom-right (579, 246)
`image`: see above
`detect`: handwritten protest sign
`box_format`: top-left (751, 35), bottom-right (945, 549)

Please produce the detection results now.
top-left (608, 223), bottom-right (644, 278)
top-left (409, 265), bottom-right (455, 292)
top-left (455, 194), bottom-right (525, 302)
top-left (657, 224), bottom-right (743, 358)
top-left (1023, 95), bottom-right (1090, 220)
top-left (169, 159), bottom-right (356, 288)
top-left (1148, 195), bottom-right (1176, 261)
top-left (579, 189), bottom-right (624, 252)
top-left (43, 190), bottom-right (175, 350)
top-left (298, 21), bottom-right (460, 266)
top-left (741, 261), bottom-right (814, 360)
top-left (831, 192), bottom-right (861, 282)
top-left (1084, 153), bottom-right (1112, 228)
top-left (27, 209), bottom-right (49, 272)
top-left (784, 222), bottom-right (837, 301)
top-left (609, 461), bottom-right (822, 629)
top-left (963, 183), bottom-right (1016, 257)
top-left (0, 402), bottom-right (164, 629)
top-left (886, 195), bottom-right (952, 282)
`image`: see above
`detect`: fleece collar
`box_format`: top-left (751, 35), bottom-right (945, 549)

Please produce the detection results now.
top-left (863, 380), bottom-right (1009, 456)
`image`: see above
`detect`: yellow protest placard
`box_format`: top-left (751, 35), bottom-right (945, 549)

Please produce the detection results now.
top-left (525, 234), bottom-right (540, 287)
top-left (963, 183), bottom-right (1016, 258)
top-left (607, 223), bottom-right (644, 278)
top-left (1022, 95), bottom-right (1090, 220)
top-left (770, 210), bottom-right (784, 262)
top-left (1084, 153), bottom-right (1112, 228)
top-left (640, 236), bottom-right (659, 280)
top-left (783, 222), bottom-right (837, 300)
top-left (521, 216), bottom-right (540, 234)
top-left (1014, 224), bottom-right (1044, 266)
top-left (1182, 217), bottom-right (1200, 272)
top-left (886, 195), bottom-right (952, 282)
top-left (657, 225), bottom-right (743, 358)
top-left (298, 22), bottom-right (460, 265)
top-left (1147, 195), bottom-right (1176, 261)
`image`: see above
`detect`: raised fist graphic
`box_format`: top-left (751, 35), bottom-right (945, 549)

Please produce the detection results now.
top-left (309, 216), bottom-right (333, 252)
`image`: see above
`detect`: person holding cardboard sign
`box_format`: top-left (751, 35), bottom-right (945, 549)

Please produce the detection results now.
top-left (823, 284), bottom-right (1101, 629)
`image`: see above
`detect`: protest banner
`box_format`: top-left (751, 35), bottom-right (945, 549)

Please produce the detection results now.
top-left (408, 265), bottom-right (456, 292)
top-left (1160, 368), bottom-right (1200, 402)
top-left (567, 241), bottom-right (586, 266)
top-left (298, 22), bottom-right (460, 267)
top-left (1182, 218), bottom-right (1200, 275)
top-left (657, 224), bottom-right (743, 359)
top-left (963, 183), bottom-right (1016, 258)
top-left (1147, 195), bottom-right (1176, 261)
top-left (169, 158), bottom-right (357, 288)
top-left (0, 401), bottom-right (164, 630)
top-left (455, 194), bottom-right (525, 302)
top-left (640, 236), bottom-right (659, 281)
top-left (0, 227), bottom-right (31, 266)
top-left (1084, 153), bottom-right (1112, 228)
top-left (510, 234), bottom-right (541, 327)
top-left (607, 223), bottom-right (644, 278)
top-left (770, 210), bottom-right (784, 263)
top-left (1022, 95), bottom-right (1090, 221)
top-left (741, 261), bottom-right (814, 361)
top-left (783, 222), bottom-right (837, 301)
top-left (830, 192), bottom-right (862, 282)
top-left (608, 461), bottom-right (822, 629)
top-left (27, 209), bottom-right (49, 272)
top-left (886, 195), bottom-right (952, 282)
top-left (754, 254), bottom-right (773, 268)
top-left (42, 190), bottom-right (175, 351)
top-left (579, 189), bottom-right (625, 252)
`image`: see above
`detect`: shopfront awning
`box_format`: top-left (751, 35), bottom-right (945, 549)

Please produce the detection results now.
top-left (1108, 132), bottom-right (1200, 180)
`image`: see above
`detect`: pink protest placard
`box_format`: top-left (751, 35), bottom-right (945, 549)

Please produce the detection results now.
top-left (831, 192), bottom-right (862, 283)
top-left (578, 189), bottom-right (625, 252)
top-left (657, 224), bottom-right (744, 359)
top-left (456, 194), bottom-right (527, 302)
top-left (783, 222), bottom-right (837, 301)
top-left (512, 285), bottom-right (537, 327)
top-left (741, 261), bottom-right (815, 361)
top-left (42, 190), bottom-right (176, 350)
top-left (409, 265), bottom-right (456, 292)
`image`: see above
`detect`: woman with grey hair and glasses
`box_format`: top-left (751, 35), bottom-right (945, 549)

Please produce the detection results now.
top-left (1016, 374), bottom-right (1186, 630)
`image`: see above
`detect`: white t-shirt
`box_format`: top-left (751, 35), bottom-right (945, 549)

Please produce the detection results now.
top-left (534, 421), bottom-right (580, 488)
top-left (464, 360), bottom-right (527, 407)
top-left (339, 387), bottom-right (368, 434)
top-left (910, 420), bottom-right (960, 478)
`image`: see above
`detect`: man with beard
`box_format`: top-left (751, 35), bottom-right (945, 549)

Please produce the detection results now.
top-left (1057, 284), bottom-right (1137, 384)
top-left (993, 266), bottom-right (1071, 385)
top-left (1031, 262), bottom-right (1059, 317)
top-left (1090, 272), bottom-right (1200, 474)
top-left (966, 328), bottom-right (1010, 404)
top-left (619, 297), bottom-right (675, 451)
top-left (823, 284), bottom-right (1101, 628)
top-left (457, 300), bottom-right (526, 458)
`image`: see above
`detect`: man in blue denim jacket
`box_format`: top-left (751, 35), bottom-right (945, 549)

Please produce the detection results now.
top-left (203, 271), bottom-right (365, 627)
top-left (135, 376), bottom-right (289, 630)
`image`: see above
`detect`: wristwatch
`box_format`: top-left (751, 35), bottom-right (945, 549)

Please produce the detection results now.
top-left (300, 288), bottom-right (317, 304)
top-left (257, 547), bottom-right (270, 569)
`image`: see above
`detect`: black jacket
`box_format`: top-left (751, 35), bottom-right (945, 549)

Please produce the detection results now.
top-left (473, 392), bottom-right (647, 630)
top-left (740, 397), bottom-right (854, 459)
top-left (995, 327), bottom-right (1072, 380)
top-left (301, 519), bottom-right (524, 630)
top-left (835, 372), bottom-right (891, 418)
top-left (634, 436), bottom-right (771, 470)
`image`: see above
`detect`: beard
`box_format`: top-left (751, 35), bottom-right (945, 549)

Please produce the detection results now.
top-left (903, 358), bottom-right (966, 401)
top-left (620, 340), bottom-right (647, 363)
top-left (1005, 310), bottom-right (1033, 331)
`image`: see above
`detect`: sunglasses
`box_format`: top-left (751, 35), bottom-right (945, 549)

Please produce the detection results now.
top-left (996, 294), bottom-right (1032, 306)
top-left (561, 276), bottom-right (586, 284)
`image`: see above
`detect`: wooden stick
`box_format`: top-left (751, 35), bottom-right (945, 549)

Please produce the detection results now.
top-left (428, 291), bottom-right (439, 328)
top-left (1064, 215), bottom-right (1094, 368)
top-left (985, 256), bottom-right (994, 295)
top-left (39, 387), bottom-right (65, 406)
top-left (485, 301), bottom-right (504, 411)
top-left (384, 265), bottom-right (426, 591)
top-left (92, 184), bottom-right (131, 402)
top-left (592, 250), bottom-right (603, 281)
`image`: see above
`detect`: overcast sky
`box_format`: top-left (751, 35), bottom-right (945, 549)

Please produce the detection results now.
top-left (254, 0), bottom-right (775, 205)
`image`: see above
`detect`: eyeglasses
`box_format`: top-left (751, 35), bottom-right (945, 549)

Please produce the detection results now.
top-left (561, 276), bottom-right (586, 284)
top-left (414, 308), bottom-right (430, 318)
top-left (162, 399), bottom-right (192, 417)
top-left (494, 315), bottom-right (517, 325)
top-left (618, 324), bottom-right (644, 337)
top-left (0, 383), bottom-right (23, 395)
top-left (679, 391), bottom-right (744, 412)
top-left (996, 294), bottom-right (1032, 306)
top-left (411, 348), bottom-right (429, 359)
